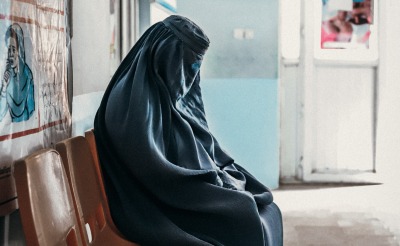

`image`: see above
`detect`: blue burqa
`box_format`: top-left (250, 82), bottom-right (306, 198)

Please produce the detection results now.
top-left (94, 15), bottom-right (283, 246)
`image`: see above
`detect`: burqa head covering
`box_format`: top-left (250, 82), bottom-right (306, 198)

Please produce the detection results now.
top-left (94, 15), bottom-right (282, 246)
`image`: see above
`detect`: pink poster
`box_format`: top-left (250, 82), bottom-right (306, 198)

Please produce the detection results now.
top-left (321, 0), bottom-right (373, 49)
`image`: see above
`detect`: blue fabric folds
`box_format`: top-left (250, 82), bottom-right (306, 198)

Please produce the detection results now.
top-left (94, 15), bottom-right (283, 246)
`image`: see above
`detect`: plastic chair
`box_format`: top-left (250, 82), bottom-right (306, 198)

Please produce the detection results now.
top-left (84, 129), bottom-right (129, 240)
top-left (56, 136), bottom-right (139, 246)
top-left (84, 129), bottom-right (107, 212)
top-left (14, 148), bottom-right (84, 246)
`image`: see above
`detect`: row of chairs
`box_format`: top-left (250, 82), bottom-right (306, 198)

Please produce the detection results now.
top-left (14, 129), bottom-right (139, 246)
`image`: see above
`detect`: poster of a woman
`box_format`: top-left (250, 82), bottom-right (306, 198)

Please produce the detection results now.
top-left (0, 23), bottom-right (35, 123)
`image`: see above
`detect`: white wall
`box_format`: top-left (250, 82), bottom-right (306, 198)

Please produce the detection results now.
top-left (70, 0), bottom-right (114, 136)
top-left (72, 0), bottom-right (111, 95)
top-left (375, 0), bottom-right (400, 183)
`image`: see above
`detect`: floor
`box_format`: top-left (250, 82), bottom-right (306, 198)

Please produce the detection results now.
top-left (274, 183), bottom-right (400, 246)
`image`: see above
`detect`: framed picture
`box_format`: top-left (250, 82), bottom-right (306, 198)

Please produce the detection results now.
top-left (314, 0), bottom-right (377, 63)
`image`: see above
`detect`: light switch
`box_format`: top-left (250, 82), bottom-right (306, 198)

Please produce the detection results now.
top-left (245, 29), bottom-right (254, 39)
top-left (233, 28), bottom-right (245, 40)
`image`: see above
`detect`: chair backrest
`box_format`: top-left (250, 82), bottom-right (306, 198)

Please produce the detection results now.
top-left (85, 129), bottom-right (121, 235)
top-left (14, 148), bottom-right (84, 246)
top-left (56, 136), bottom-right (139, 246)
top-left (84, 129), bottom-right (107, 205)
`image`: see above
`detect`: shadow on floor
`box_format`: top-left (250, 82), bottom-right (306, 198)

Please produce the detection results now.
top-left (277, 183), bottom-right (382, 191)
top-left (274, 183), bottom-right (400, 246)
top-left (284, 209), bottom-right (398, 246)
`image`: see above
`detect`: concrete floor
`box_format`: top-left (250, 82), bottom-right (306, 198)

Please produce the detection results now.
top-left (274, 183), bottom-right (400, 246)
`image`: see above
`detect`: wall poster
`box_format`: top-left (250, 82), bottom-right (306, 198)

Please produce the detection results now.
top-left (0, 0), bottom-right (71, 215)
top-left (321, 0), bottom-right (373, 49)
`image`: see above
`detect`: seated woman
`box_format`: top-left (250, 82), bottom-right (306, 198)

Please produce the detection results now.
top-left (94, 15), bottom-right (283, 246)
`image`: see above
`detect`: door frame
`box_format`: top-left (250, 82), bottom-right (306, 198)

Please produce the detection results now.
top-left (279, 0), bottom-right (387, 184)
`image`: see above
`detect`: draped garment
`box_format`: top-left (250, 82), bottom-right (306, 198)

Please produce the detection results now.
top-left (94, 15), bottom-right (283, 246)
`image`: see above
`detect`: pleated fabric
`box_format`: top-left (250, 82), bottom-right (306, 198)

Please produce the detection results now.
top-left (94, 15), bottom-right (283, 246)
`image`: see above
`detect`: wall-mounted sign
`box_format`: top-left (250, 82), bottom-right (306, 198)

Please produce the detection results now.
top-left (314, 0), bottom-right (377, 62)
top-left (321, 0), bottom-right (373, 49)
top-left (0, 0), bottom-right (71, 215)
